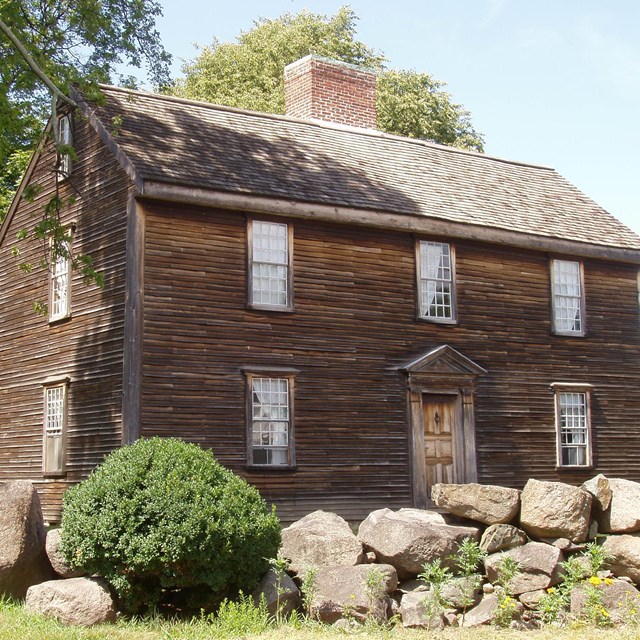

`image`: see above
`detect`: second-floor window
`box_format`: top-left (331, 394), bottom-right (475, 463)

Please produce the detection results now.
top-left (551, 259), bottom-right (585, 335)
top-left (417, 240), bottom-right (456, 322)
top-left (249, 220), bottom-right (292, 309)
top-left (49, 235), bottom-right (71, 322)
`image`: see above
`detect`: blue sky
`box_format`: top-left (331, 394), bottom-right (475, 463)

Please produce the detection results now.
top-left (143, 0), bottom-right (640, 235)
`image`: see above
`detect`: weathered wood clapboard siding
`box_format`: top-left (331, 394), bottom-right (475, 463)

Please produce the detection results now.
top-left (0, 117), bottom-right (129, 522)
top-left (140, 202), bottom-right (640, 522)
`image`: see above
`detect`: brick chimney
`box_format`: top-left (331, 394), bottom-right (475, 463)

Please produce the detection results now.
top-left (284, 55), bottom-right (377, 129)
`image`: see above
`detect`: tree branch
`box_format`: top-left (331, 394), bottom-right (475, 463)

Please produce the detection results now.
top-left (0, 17), bottom-right (76, 108)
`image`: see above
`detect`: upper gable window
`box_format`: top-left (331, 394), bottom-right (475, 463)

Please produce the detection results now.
top-left (551, 259), bottom-right (585, 336)
top-left (417, 240), bottom-right (456, 322)
top-left (49, 234), bottom-right (72, 322)
top-left (56, 114), bottom-right (73, 181)
top-left (249, 220), bottom-right (293, 310)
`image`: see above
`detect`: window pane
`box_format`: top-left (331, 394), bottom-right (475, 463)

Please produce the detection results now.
top-left (420, 241), bottom-right (453, 319)
top-left (559, 391), bottom-right (588, 466)
top-left (252, 222), bottom-right (289, 306)
top-left (44, 385), bottom-right (65, 475)
top-left (251, 378), bottom-right (290, 466)
top-left (45, 387), bottom-right (65, 436)
top-left (553, 260), bottom-right (582, 333)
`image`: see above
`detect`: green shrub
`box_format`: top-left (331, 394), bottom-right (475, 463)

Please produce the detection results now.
top-left (60, 437), bottom-right (281, 613)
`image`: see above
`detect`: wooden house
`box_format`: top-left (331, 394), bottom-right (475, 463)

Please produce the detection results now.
top-left (2, 56), bottom-right (640, 523)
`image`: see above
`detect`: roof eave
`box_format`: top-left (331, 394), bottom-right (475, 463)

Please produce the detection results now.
top-left (139, 180), bottom-right (640, 264)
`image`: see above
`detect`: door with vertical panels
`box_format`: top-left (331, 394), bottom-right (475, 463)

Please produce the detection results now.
top-left (423, 394), bottom-right (457, 493)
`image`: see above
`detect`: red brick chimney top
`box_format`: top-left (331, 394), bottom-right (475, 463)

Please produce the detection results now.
top-left (284, 55), bottom-right (377, 130)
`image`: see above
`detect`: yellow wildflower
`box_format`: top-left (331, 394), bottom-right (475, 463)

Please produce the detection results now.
top-left (604, 577), bottom-right (614, 585)
top-left (589, 576), bottom-right (602, 586)
top-left (547, 587), bottom-right (556, 594)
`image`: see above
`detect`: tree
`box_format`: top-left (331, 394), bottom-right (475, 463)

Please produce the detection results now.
top-left (0, 0), bottom-right (172, 222)
top-left (171, 7), bottom-right (484, 152)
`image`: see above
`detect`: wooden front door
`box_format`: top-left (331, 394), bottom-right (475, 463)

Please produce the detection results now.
top-left (423, 394), bottom-right (458, 490)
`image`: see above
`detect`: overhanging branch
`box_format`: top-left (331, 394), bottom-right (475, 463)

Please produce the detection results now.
top-left (0, 16), bottom-right (77, 108)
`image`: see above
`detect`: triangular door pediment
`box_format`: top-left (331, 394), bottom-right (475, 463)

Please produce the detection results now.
top-left (401, 344), bottom-right (487, 376)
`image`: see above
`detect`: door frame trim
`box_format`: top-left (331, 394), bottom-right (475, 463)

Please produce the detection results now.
top-left (401, 345), bottom-right (486, 508)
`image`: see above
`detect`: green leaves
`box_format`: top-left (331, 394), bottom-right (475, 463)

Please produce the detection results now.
top-left (61, 437), bottom-right (281, 614)
top-left (170, 6), bottom-right (484, 151)
top-left (0, 0), bottom-right (171, 219)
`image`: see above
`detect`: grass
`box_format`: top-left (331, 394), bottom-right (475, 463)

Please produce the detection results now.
top-left (3, 598), bottom-right (640, 640)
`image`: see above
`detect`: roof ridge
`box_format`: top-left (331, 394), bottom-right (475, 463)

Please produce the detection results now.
top-left (96, 84), bottom-right (555, 172)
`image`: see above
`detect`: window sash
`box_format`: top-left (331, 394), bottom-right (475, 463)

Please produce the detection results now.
top-left (555, 389), bottom-right (591, 467)
top-left (50, 249), bottom-right (70, 320)
top-left (552, 259), bottom-right (584, 334)
top-left (57, 115), bottom-right (72, 180)
top-left (43, 384), bottom-right (67, 475)
top-left (250, 221), bottom-right (290, 308)
top-left (419, 241), bottom-right (455, 320)
top-left (250, 377), bottom-right (291, 466)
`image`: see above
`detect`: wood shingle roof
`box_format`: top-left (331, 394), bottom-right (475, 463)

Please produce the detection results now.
top-left (78, 85), bottom-right (640, 253)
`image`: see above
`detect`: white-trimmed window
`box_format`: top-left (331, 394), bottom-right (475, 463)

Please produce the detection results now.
top-left (551, 383), bottom-right (593, 468)
top-left (57, 114), bottom-right (73, 181)
top-left (43, 379), bottom-right (69, 476)
top-left (248, 376), bottom-right (293, 466)
top-left (551, 259), bottom-right (585, 335)
top-left (249, 220), bottom-right (292, 309)
top-left (49, 234), bottom-right (71, 322)
top-left (417, 240), bottom-right (456, 321)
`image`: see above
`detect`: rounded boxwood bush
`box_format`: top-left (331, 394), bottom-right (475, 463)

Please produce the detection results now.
top-left (60, 437), bottom-right (281, 613)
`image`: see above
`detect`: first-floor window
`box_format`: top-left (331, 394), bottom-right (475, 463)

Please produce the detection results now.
top-left (552, 383), bottom-right (592, 467)
top-left (43, 380), bottom-right (69, 475)
top-left (249, 375), bottom-right (293, 466)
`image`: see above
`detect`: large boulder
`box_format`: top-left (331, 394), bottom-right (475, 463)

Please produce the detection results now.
top-left (484, 541), bottom-right (563, 595)
top-left (25, 577), bottom-right (116, 626)
top-left (45, 529), bottom-right (83, 579)
top-left (599, 478), bottom-right (640, 534)
top-left (602, 534), bottom-right (640, 583)
top-left (357, 508), bottom-right (480, 580)
top-left (440, 576), bottom-right (482, 609)
top-left (431, 483), bottom-right (520, 525)
top-left (399, 590), bottom-right (445, 629)
top-left (581, 474), bottom-right (612, 512)
top-left (461, 593), bottom-right (499, 627)
top-left (519, 479), bottom-right (592, 542)
top-left (0, 481), bottom-right (53, 598)
top-left (480, 524), bottom-right (528, 554)
top-left (280, 511), bottom-right (364, 576)
top-left (310, 563), bottom-right (397, 623)
top-left (251, 567), bottom-right (300, 617)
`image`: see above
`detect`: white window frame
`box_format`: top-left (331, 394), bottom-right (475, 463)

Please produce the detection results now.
top-left (248, 219), bottom-right (293, 311)
top-left (550, 259), bottom-right (585, 336)
top-left (56, 114), bottom-right (73, 181)
top-left (49, 232), bottom-right (72, 322)
top-left (551, 382), bottom-right (593, 468)
top-left (42, 377), bottom-right (70, 476)
top-left (416, 240), bottom-right (457, 322)
top-left (246, 373), bottom-right (295, 467)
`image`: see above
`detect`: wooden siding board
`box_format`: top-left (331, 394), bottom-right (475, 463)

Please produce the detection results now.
top-left (0, 116), bottom-right (129, 522)
top-left (139, 202), bottom-right (640, 521)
